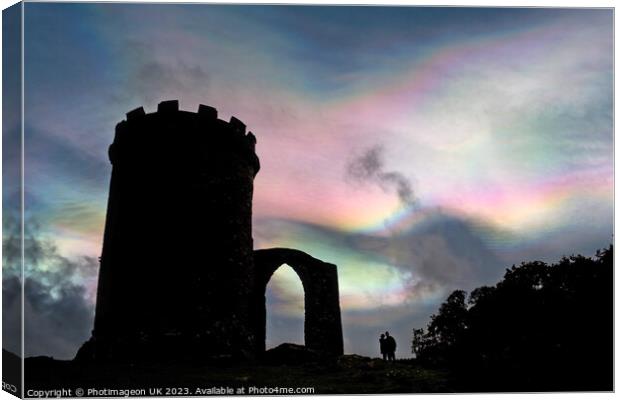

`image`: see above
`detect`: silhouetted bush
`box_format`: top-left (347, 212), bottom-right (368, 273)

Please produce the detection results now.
top-left (412, 245), bottom-right (613, 391)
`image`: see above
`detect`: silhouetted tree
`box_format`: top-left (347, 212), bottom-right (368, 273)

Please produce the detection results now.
top-left (412, 245), bottom-right (613, 391)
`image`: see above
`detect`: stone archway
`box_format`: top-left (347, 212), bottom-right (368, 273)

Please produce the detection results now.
top-left (253, 248), bottom-right (344, 356)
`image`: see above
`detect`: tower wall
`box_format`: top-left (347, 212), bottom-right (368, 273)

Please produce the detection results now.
top-left (89, 101), bottom-right (259, 361)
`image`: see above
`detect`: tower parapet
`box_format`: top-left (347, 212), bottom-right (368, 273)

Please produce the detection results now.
top-left (109, 101), bottom-right (260, 174)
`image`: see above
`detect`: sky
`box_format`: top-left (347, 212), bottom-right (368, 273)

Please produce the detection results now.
top-left (2, 4), bottom-right (613, 360)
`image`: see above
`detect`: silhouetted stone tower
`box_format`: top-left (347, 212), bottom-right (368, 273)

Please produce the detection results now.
top-left (77, 100), bottom-right (343, 363)
top-left (88, 100), bottom-right (259, 360)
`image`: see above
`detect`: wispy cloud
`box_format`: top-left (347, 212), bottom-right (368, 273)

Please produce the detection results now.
top-left (346, 145), bottom-right (417, 208)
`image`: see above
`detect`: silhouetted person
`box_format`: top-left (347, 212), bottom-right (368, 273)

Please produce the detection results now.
top-left (379, 333), bottom-right (387, 360)
top-left (385, 331), bottom-right (396, 361)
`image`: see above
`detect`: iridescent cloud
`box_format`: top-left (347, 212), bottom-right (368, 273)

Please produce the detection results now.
top-left (15, 5), bottom-right (612, 359)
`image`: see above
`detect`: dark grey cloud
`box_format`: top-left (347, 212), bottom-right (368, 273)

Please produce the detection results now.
top-left (384, 213), bottom-right (504, 298)
top-left (346, 145), bottom-right (417, 208)
top-left (254, 210), bottom-right (506, 357)
top-left (111, 40), bottom-right (210, 106)
top-left (130, 61), bottom-right (209, 104)
top-left (2, 216), bottom-right (97, 359)
top-left (258, 211), bottom-right (503, 298)
top-left (23, 277), bottom-right (94, 359)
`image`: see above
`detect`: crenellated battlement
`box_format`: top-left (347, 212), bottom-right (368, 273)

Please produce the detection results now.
top-left (109, 100), bottom-right (259, 174)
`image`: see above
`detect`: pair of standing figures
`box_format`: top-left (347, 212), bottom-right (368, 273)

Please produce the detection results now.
top-left (379, 331), bottom-right (397, 361)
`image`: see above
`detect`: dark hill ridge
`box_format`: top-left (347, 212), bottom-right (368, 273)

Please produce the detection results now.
top-left (25, 345), bottom-right (453, 395)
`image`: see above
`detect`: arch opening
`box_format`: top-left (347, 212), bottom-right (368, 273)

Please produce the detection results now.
top-left (253, 248), bottom-right (344, 356)
top-left (265, 264), bottom-right (305, 349)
